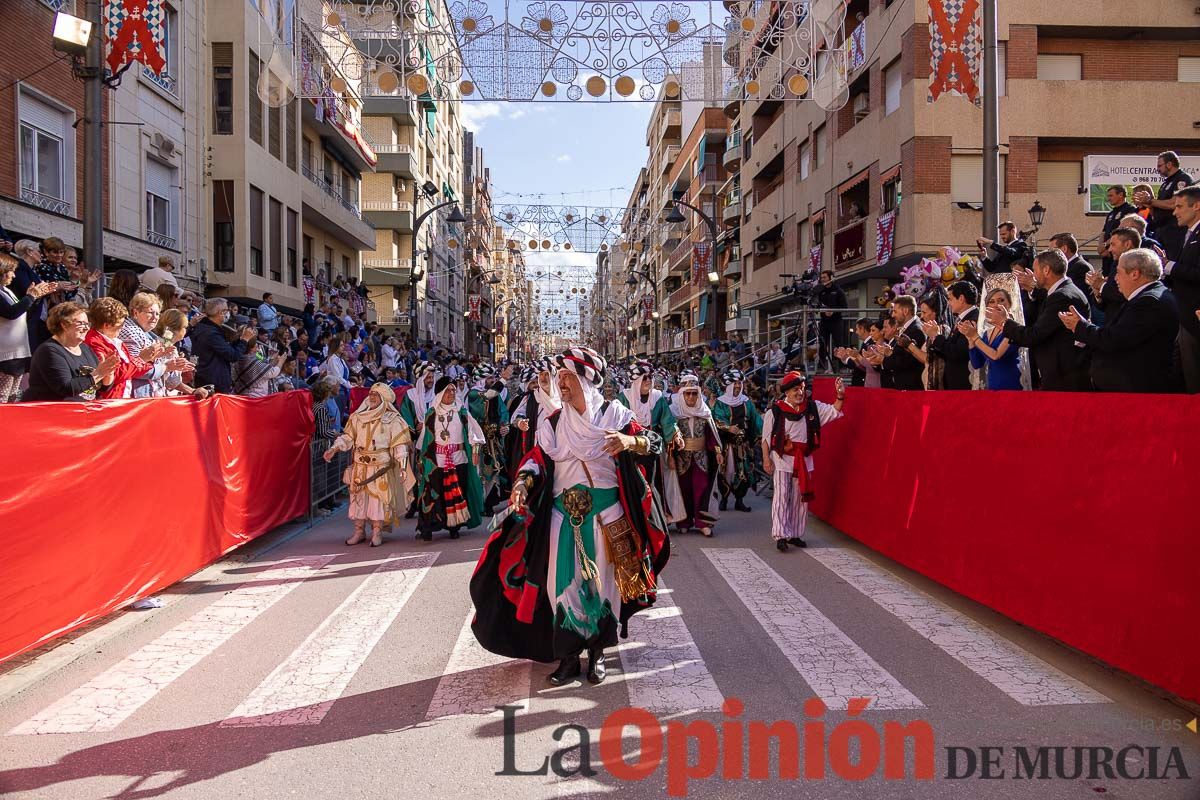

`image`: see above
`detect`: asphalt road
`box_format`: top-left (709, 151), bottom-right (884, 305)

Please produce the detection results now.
top-left (0, 499), bottom-right (1196, 800)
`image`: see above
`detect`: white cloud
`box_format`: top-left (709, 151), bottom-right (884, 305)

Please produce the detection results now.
top-left (460, 102), bottom-right (502, 131)
top-left (555, 154), bottom-right (572, 163)
top-left (508, 108), bottom-right (527, 120)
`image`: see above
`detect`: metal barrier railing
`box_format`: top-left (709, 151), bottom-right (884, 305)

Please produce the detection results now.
top-left (310, 438), bottom-right (349, 517)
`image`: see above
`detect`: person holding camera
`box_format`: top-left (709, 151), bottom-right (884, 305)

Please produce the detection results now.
top-left (190, 298), bottom-right (257, 394)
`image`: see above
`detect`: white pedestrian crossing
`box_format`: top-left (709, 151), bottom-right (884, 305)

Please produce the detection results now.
top-left (806, 549), bottom-right (1110, 706)
top-left (616, 586), bottom-right (725, 715)
top-left (425, 605), bottom-right (532, 720)
top-left (221, 552), bottom-right (438, 727)
top-left (703, 548), bottom-right (924, 710)
top-left (9, 555), bottom-right (338, 735)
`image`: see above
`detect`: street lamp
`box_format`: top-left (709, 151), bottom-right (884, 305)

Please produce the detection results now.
top-left (51, 12), bottom-right (92, 56)
top-left (1025, 200), bottom-right (1047, 249)
top-left (408, 193), bottom-right (466, 343)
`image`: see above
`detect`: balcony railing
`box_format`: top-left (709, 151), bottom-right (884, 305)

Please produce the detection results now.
top-left (369, 143), bottom-right (414, 154)
top-left (362, 200), bottom-right (414, 213)
top-left (303, 163), bottom-right (364, 218)
top-left (20, 187), bottom-right (70, 216)
top-left (363, 258), bottom-right (414, 271)
top-left (146, 229), bottom-right (177, 250)
top-left (832, 219), bottom-right (867, 269)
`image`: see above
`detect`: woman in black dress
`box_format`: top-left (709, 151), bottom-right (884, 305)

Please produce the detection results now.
top-left (0, 254), bottom-right (53, 402)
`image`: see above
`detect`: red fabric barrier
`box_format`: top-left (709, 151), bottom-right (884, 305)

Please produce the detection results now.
top-left (0, 392), bottom-right (314, 665)
top-left (806, 379), bottom-right (1200, 703)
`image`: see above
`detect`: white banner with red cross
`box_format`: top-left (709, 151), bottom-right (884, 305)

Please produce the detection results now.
top-left (468, 294), bottom-right (482, 321)
top-left (927, 0), bottom-right (982, 105)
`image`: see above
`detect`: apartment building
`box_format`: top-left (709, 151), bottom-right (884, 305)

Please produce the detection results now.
top-left (726, 0), bottom-right (1200, 343)
top-left (354, 0), bottom-right (465, 344)
top-left (462, 132), bottom-right (495, 356)
top-left (0, 0), bottom-right (201, 280)
top-left (207, 0), bottom-right (376, 313)
top-left (492, 224), bottom-right (530, 361)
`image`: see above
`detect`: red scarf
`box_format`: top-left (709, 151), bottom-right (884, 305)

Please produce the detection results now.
top-left (768, 399), bottom-right (821, 502)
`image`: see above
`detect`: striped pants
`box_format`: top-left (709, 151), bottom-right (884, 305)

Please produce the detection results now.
top-left (771, 469), bottom-right (809, 542)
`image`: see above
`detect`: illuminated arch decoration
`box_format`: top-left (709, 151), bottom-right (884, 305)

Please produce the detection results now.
top-left (292, 0), bottom-right (849, 106)
top-left (495, 204), bottom-right (628, 252)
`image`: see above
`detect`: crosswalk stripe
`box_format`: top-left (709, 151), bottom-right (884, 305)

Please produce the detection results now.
top-left (8, 555), bottom-right (338, 735)
top-left (221, 552), bottom-right (438, 728)
top-left (425, 605), bottom-right (532, 720)
top-left (703, 548), bottom-right (923, 710)
top-left (616, 586), bottom-right (725, 715)
top-left (807, 549), bottom-right (1110, 705)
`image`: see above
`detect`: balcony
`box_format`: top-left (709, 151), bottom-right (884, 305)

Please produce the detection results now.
top-left (661, 145), bottom-right (681, 174)
top-left (362, 89), bottom-right (418, 124)
top-left (832, 219), bottom-right (867, 270)
top-left (302, 95), bottom-right (377, 173)
top-left (722, 196), bottom-right (742, 223)
top-left (361, 258), bottom-right (414, 286)
top-left (723, 247), bottom-right (742, 278)
top-left (723, 82), bottom-right (741, 119)
top-left (723, 131), bottom-right (742, 169)
top-left (146, 229), bottom-right (177, 250)
top-left (669, 280), bottom-right (701, 310)
top-left (362, 199), bottom-right (414, 233)
top-left (746, 186), bottom-right (786, 239)
top-left (662, 108), bottom-right (682, 137)
top-left (747, 116), bottom-right (784, 178)
top-left (301, 163), bottom-right (376, 250)
top-left (372, 143), bottom-right (416, 177)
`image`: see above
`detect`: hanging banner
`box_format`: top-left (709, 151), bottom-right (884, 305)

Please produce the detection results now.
top-left (642, 296), bottom-right (653, 322)
top-left (691, 242), bottom-right (712, 286)
top-left (876, 210), bottom-right (898, 265)
top-left (846, 19), bottom-right (868, 72)
top-left (927, 0), bottom-right (982, 105)
top-left (809, 244), bottom-right (823, 274)
top-left (302, 273), bottom-right (316, 305)
top-left (468, 293), bottom-right (482, 321)
top-left (104, 0), bottom-right (168, 76)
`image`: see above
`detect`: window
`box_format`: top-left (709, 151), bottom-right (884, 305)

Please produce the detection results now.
top-left (269, 198), bottom-right (283, 282)
top-left (145, 158), bottom-right (175, 244)
top-left (324, 155), bottom-right (335, 187)
top-left (212, 44), bottom-right (233, 135)
top-left (813, 125), bottom-right (825, 169)
top-left (1036, 54), bottom-right (1082, 81)
top-left (799, 140), bottom-right (811, 180)
top-left (884, 59), bottom-right (901, 116)
top-left (268, 98), bottom-right (282, 160)
top-left (213, 180), bottom-right (235, 272)
top-left (286, 100), bottom-right (298, 171)
top-left (797, 220), bottom-right (808, 256)
top-left (18, 91), bottom-right (71, 213)
top-left (882, 175), bottom-right (902, 212)
top-left (144, 4), bottom-right (179, 95)
top-left (248, 51), bottom-right (263, 145)
top-left (303, 235), bottom-right (313, 271)
top-left (1037, 161), bottom-right (1082, 193)
top-left (323, 246), bottom-right (333, 280)
top-left (951, 154), bottom-right (1007, 204)
top-left (287, 209), bottom-right (298, 286)
top-left (302, 138), bottom-right (313, 173)
top-left (250, 185), bottom-right (264, 276)
top-left (38, 0), bottom-right (72, 11)
top-left (342, 254), bottom-right (351, 278)
top-left (996, 42), bottom-right (1007, 97)
top-left (1180, 57), bottom-right (1200, 83)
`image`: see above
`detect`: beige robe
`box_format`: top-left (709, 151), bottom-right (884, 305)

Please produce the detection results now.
top-left (331, 410), bottom-right (414, 522)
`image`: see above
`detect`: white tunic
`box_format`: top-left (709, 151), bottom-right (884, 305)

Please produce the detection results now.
top-left (761, 401), bottom-right (842, 473)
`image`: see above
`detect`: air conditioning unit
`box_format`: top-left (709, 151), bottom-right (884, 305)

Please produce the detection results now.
top-left (754, 241), bottom-right (775, 256)
top-left (853, 93), bottom-right (869, 121)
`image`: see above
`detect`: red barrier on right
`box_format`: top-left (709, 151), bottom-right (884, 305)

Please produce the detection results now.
top-left (805, 384), bottom-right (1200, 704)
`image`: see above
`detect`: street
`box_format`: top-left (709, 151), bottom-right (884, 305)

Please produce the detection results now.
top-left (0, 501), bottom-right (1195, 800)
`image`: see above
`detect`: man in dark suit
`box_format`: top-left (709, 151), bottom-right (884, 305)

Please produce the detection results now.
top-left (989, 249), bottom-right (1091, 391)
top-left (1060, 249), bottom-right (1179, 393)
top-left (1086, 227), bottom-right (1142, 320)
top-left (1169, 186), bottom-right (1200, 392)
top-left (927, 281), bottom-right (979, 389)
top-left (1050, 232), bottom-right (1093, 304)
top-left (976, 221), bottom-right (1030, 273)
top-left (1100, 186), bottom-right (1139, 276)
top-left (881, 294), bottom-right (926, 390)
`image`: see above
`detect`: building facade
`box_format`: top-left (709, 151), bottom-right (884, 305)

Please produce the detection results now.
top-left (724, 0), bottom-right (1200, 345)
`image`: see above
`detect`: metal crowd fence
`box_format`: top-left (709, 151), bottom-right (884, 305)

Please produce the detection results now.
top-left (310, 438), bottom-right (349, 518)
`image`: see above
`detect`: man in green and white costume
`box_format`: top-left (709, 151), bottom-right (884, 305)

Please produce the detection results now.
top-left (616, 359), bottom-right (682, 523)
top-left (710, 368), bottom-right (763, 512)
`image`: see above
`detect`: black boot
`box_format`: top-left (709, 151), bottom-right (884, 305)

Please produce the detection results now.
top-left (788, 537), bottom-right (807, 548)
top-left (719, 496), bottom-right (728, 511)
top-left (735, 498), bottom-right (752, 512)
top-left (586, 646), bottom-right (607, 684)
top-left (547, 656), bottom-right (582, 686)
top-left (420, 530), bottom-right (433, 542)
top-left (448, 527), bottom-right (461, 540)
top-left (776, 540), bottom-right (789, 552)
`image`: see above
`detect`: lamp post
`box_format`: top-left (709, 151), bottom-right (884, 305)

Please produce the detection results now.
top-left (1027, 200), bottom-right (1047, 249)
top-left (665, 199), bottom-right (720, 344)
top-left (409, 179), bottom-right (465, 344)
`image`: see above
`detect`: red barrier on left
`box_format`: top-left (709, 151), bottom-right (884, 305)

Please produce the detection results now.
top-left (0, 392), bottom-right (314, 665)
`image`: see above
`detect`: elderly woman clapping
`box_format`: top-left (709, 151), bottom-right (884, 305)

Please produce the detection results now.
top-left (84, 297), bottom-right (170, 399)
top-left (119, 292), bottom-right (190, 397)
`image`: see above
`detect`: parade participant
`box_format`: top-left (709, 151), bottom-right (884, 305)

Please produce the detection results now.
top-left (322, 383), bottom-right (414, 547)
top-left (399, 360), bottom-right (439, 518)
top-left (467, 363), bottom-right (512, 514)
top-left (415, 376), bottom-right (486, 541)
top-left (761, 372), bottom-right (845, 551)
top-left (668, 373), bottom-right (723, 537)
top-left (712, 368), bottom-right (763, 513)
top-left (506, 359), bottom-right (557, 475)
top-left (616, 360), bottom-right (680, 514)
top-left (470, 347), bottom-right (670, 686)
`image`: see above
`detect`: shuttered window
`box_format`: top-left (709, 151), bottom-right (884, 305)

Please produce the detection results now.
top-left (1036, 54), bottom-right (1081, 80)
top-left (145, 158), bottom-right (174, 237)
top-left (1179, 57), bottom-right (1200, 83)
top-left (951, 155), bottom-right (1007, 204)
top-left (1037, 161), bottom-right (1082, 193)
top-left (286, 99), bottom-right (298, 171)
top-left (799, 141), bottom-right (811, 180)
top-left (248, 51), bottom-right (263, 145)
top-left (884, 59), bottom-right (901, 116)
top-left (287, 208), bottom-right (298, 286)
top-left (269, 197), bottom-right (283, 282)
top-left (268, 100), bottom-right (281, 160)
top-left (250, 185), bottom-right (264, 276)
